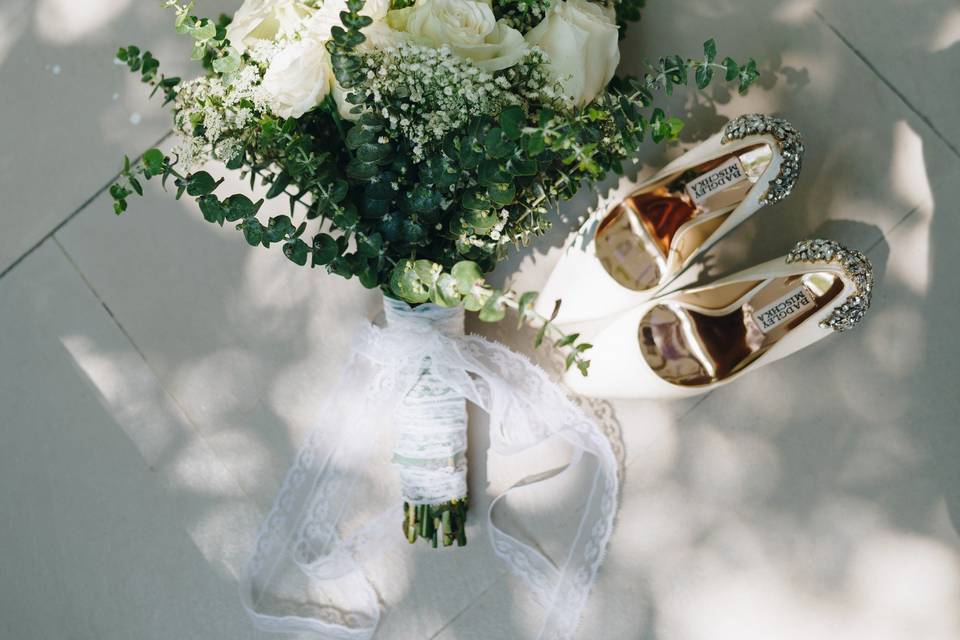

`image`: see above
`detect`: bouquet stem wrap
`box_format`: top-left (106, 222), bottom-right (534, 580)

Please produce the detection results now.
top-left (389, 299), bottom-right (470, 547)
top-left (241, 295), bottom-right (619, 640)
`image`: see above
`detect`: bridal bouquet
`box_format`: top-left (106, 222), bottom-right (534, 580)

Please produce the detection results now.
top-left (111, 0), bottom-right (757, 636)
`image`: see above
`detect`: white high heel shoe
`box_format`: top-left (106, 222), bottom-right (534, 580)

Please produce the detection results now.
top-left (536, 114), bottom-right (804, 325)
top-left (564, 239), bottom-right (874, 400)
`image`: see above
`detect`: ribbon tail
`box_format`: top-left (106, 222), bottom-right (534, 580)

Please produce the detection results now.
top-left (456, 335), bottom-right (620, 640)
top-left (241, 337), bottom-right (400, 639)
top-left (241, 310), bottom-right (618, 640)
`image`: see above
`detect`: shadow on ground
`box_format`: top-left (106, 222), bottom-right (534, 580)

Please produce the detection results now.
top-left (28, 0), bottom-right (960, 638)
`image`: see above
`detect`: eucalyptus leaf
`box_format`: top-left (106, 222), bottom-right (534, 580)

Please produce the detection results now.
top-left (483, 127), bottom-right (514, 159)
top-left (266, 172), bottom-right (291, 199)
top-left (356, 232), bottom-right (383, 257)
top-left (517, 291), bottom-right (538, 321)
top-left (555, 333), bottom-right (579, 348)
top-left (312, 233), bottom-right (339, 265)
top-left (487, 182), bottom-right (516, 206)
top-left (212, 47), bottom-right (241, 74)
top-left (478, 290), bottom-right (506, 322)
top-left (224, 194), bottom-right (261, 221)
top-left (358, 265), bottom-right (379, 289)
top-left (704, 39), bottom-right (717, 62)
top-left (498, 106), bottom-right (525, 140)
top-left (240, 219), bottom-right (262, 246)
top-left (462, 288), bottom-right (490, 312)
top-left (723, 57), bottom-right (740, 81)
top-left (186, 171), bottom-right (219, 196)
top-left (347, 158), bottom-right (379, 180)
top-left (451, 261), bottom-right (483, 293)
top-left (462, 189), bottom-right (490, 211)
top-left (413, 259), bottom-right (440, 287)
top-left (464, 209), bottom-right (499, 231)
top-left (198, 195), bottom-right (225, 225)
top-left (432, 273), bottom-right (461, 307)
top-left (357, 142), bottom-right (391, 164)
top-left (695, 64), bottom-right (714, 89)
top-left (283, 238), bottom-right (310, 266)
top-left (390, 260), bottom-right (431, 304)
top-left (142, 148), bottom-right (165, 175)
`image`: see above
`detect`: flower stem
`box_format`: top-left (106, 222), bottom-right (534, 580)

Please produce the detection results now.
top-left (403, 497), bottom-right (469, 548)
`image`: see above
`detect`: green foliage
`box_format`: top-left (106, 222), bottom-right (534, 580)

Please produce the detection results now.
top-left (722, 56), bottom-right (761, 95)
top-left (114, 0), bottom-right (761, 376)
top-left (326, 0), bottom-right (372, 91)
top-left (114, 33), bottom-right (759, 304)
top-left (116, 45), bottom-right (181, 105)
top-left (115, 29), bottom-right (759, 301)
top-left (164, 0), bottom-right (238, 73)
top-left (621, 39), bottom-right (758, 99)
top-left (110, 149), bottom-right (311, 267)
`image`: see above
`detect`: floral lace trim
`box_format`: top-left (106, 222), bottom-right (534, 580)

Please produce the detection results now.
top-left (242, 301), bottom-right (620, 640)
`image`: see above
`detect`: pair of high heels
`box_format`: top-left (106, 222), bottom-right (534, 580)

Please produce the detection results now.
top-left (535, 114), bottom-right (875, 400)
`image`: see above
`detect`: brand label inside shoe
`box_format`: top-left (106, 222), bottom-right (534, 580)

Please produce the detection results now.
top-left (685, 157), bottom-right (748, 206)
top-left (751, 286), bottom-right (815, 333)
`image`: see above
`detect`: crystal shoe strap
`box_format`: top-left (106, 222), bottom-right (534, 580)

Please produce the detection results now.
top-left (722, 114), bottom-right (804, 205)
top-left (786, 239), bottom-right (874, 332)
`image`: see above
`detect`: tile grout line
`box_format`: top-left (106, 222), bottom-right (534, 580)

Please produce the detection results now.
top-left (427, 568), bottom-right (511, 640)
top-left (868, 204), bottom-right (919, 253)
top-left (814, 9), bottom-right (960, 163)
top-left (811, 8), bottom-right (952, 276)
top-left (50, 234), bottom-right (262, 517)
top-left (812, 9), bottom-right (958, 258)
top-left (0, 130), bottom-right (174, 282)
top-left (51, 235), bottom-right (150, 364)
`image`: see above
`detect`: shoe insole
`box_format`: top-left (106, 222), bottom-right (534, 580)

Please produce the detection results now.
top-left (637, 271), bottom-right (844, 386)
top-left (596, 144), bottom-right (773, 292)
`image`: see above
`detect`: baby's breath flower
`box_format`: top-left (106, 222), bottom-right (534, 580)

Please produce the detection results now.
top-left (349, 43), bottom-right (552, 160)
top-left (169, 59), bottom-right (270, 170)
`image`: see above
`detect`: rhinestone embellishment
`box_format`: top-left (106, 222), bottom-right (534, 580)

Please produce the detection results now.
top-left (786, 239), bottom-right (874, 332)
top-left (721, 114), bottom-right (804, 206)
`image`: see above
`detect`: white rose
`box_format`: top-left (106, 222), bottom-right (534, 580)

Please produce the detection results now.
top-left (357, 19), bottom-right (406, 49)
top-left (403, 0), bottom-right (494, 47)
top-left (525, 0), bottom-right (620, 106)
top-left (227, 0), bottom-right (313, 53)
top-left (450, 21), bottom-right (526, 71)
top-left (260, 36), bottom-right (333, 118)
top-left (389, 0), bottom-right (527, 71)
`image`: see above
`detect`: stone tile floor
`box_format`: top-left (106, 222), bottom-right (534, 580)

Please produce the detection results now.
top-left (1, 1), bottom-right (959, 638)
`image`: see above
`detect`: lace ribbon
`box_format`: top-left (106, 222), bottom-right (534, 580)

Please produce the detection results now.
top-left (386, 299), bottom-right (470, 506)
top-left (241, 296), bottom-right (619, 639)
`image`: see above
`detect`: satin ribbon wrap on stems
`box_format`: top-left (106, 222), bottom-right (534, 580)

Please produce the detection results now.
top-left (241, 295), bottom-right (619, 639)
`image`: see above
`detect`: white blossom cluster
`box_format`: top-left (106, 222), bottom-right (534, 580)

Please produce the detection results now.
top-left (496, 0), bottom-right (552, 31)
top-left (358, 43), bottom-right (519, 160)
top-left (355, 44), bottom-right (566, 161)
top-left (495, 47), bottom-right (567, 105)
top-left (171, 64), bottom-right (268, 169)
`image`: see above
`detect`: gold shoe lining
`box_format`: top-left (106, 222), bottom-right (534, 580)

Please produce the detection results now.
top-left (638, 271), bottom-right (844, 387)
top-left (596, 144), bottom-right (773, 292)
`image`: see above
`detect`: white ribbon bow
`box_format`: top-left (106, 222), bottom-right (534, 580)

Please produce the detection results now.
top-left (241, 298), bottom-right (619, 639)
